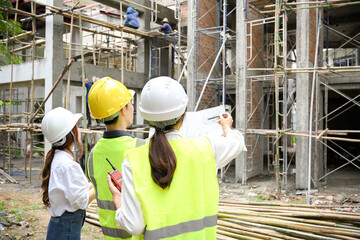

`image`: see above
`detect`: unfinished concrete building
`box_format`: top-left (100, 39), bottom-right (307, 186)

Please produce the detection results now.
top-left (1, 0), bottom-right (360, 194)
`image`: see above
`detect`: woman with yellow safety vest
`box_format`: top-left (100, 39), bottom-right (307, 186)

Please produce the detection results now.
top-left (41, 107), bottom-right (95, 240)
top-left (108, 76), bottom-right (247, 239)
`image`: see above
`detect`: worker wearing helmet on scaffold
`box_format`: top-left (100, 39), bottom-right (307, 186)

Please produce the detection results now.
top-left (41, 107), bottom-right (95, 240)
top-left (107, 76), bottom-right (247, 239)
top-left (86, 77), bottom-right (145, 240)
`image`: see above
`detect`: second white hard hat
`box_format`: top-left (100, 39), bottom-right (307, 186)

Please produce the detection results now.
top-left (41, 107), bottom-right (82, 144)
top-left (140, 76), bottom-right (188, 123)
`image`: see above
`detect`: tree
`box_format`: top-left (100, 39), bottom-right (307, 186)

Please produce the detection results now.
top-left (0, 0), bottom-right (24, 68)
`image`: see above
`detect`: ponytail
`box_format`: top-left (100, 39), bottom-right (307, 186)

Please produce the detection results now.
top-left (41, 149), bottom-right (55, 207)
top-left (149, 126), bottom-right (177, 189)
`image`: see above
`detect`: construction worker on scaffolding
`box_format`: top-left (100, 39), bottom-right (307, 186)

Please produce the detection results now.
top-left (107, 76), bottom-right (247, 239)
top-left (158, 18), bottom-right (173, 34)
top-left (86, 77), bottom-right (145, 240)
top-left (124, 7), bottom-right (139, 29)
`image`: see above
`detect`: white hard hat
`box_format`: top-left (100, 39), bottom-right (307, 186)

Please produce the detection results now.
top-left (140, 76), bottom-right (188, 123)
top-left (41, 107), bottom-right (82, 144)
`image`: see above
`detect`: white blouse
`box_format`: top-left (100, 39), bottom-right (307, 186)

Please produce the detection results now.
top-left (48, 150), bottom-right (89, 217)
top-left (115, 129), bottom-right (247, 235)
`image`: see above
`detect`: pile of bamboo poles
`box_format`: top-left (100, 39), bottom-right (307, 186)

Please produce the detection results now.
top-left (217, 200), bottom-right (360, 239)
top-left (86, 199), bottom-right (360, 239)
top-left (85, 200), bottom-right (100, 226)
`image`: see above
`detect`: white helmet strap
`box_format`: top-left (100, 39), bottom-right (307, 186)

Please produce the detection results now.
top-left (70, 130), bottom-right (79, 151)
top-left (53, 137), bottom-right (66, 147)
top-left (149, 116), bottom-right (182, 130)
top-left (52, 130), bottom-right (78, 150)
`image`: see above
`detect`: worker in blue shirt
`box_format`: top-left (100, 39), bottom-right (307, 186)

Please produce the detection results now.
top-left (85, 78), bottom-right (93, 128)
top-left (158, 18), bottom-right (173, 34)
top-left (124, 7), bottom-right (139, 29)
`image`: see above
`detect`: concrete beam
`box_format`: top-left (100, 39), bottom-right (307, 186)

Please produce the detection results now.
top-left (69, 61), bottom-right (148, 90)
top-left (0, 59), bottom-right (147, 90)
top-left (327, 72), bottom-right (360, 85)
top-left (0, 59), bottom-right (47, 83)
top-left (0, 79), bottom-right (44, 89)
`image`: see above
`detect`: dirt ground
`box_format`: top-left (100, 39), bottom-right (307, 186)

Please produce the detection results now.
top-left (0, 156), bottom-right (359, 239)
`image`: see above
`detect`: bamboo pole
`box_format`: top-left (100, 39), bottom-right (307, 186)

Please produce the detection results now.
top-left (218, 220), bottom-right (301, 240)
top-left (11, 40), bottom-right (45, 53)
top-left (24, 87), bottom-right (30, 178)
top-left (263, 1), bottom-right (360, 14)
top-left (65, 0), bottom-right (75, 110)
top-left (86, 212), bottom-right (99, 221)
top-left (7, 6), bottom-right (17, 176)
top-left (217, 229), bottom-right (258, 240)
top-left (220, 218), bottom-right (338, 240)
top-left (216, 234), bottom-right (238, 240)
top-left (9, 55), bottom-right (13, 177)
top-left (247, 66), bottom-right (360, 73)
top-left (0, 31), bottom-right (34, 44)
top-left (218, 208), bottom-right (360, 229)
top-left (79, 13), bottom-right (89, 168)
top-left (63, 22), bottom-right (133, 40)
top-left (265, 0), bottom-right (351, 8)
top-left (2, 90), bottom-right (5, 170)
top-left (120, 2), bottom-right (124, 83)
top-left (29, 0), bottom-right (36, 183)
top-left (316, 128), bottom-right (329, 141)
top-left (85, 218), bottom-right (100, 226)
top-left (92, 34), bottom-right (96, 65)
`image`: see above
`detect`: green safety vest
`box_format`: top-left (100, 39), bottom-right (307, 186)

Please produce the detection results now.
top-left (127, 137), bottom-right (219, 240)
top-left (87, 134), bottom-right (145, 240)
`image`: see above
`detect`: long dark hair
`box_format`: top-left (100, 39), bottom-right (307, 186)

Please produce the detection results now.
top-left (149, 115), bottom-right (184, 189)
top-left (41, 125), bottom-right (81, 207)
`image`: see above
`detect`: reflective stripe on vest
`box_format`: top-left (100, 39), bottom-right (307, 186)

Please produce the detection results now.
top-left (144, 214), bottom-right (218, 240)
top-left (87, 137), bottom-right (145, 239)
top-left (128, 137), bottom-right (219, 240)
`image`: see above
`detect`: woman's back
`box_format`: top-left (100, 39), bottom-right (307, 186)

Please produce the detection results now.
top-left (127, 137), bottom-right (218, 239)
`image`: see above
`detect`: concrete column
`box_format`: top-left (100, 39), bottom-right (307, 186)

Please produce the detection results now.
top-left (295, 0), bottom-right (310, 189)
top-left (44, 0), bottom-right (64, 153)
top-left (186, 0), bottom-right (196, 111)
top-left (235, 0), bottom-right (248, 183)
top-left (136, 1), bottom-right (150, 77)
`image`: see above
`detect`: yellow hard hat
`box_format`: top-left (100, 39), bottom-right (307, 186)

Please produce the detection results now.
top-left (162, 18), bottom-right (169, 23)
top-left (88, 77), bottom-right (135, 121)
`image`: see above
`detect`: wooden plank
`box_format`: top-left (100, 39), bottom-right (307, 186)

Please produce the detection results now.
top-left (0, 169), bottom-right (19, 184)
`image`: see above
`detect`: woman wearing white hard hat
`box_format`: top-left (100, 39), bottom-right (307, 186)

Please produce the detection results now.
top-left (41, 107), bottom-right (95, 240)
top-left (108, 76), bottom-right (247, 239)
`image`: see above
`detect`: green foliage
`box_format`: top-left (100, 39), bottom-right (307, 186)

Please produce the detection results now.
top-left (0, 0), bottom-right (24, 68)
top-left (0, 201), bottom-right (5, 211)
top-left (0, 0), bottom-right (12, 9)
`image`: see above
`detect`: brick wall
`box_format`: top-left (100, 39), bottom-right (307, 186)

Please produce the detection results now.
top-left (248, 8), bottom-right (264, 68)
top-left (182, 0), bottom-right (219, 110)
top-left (182, 1), bottom-right (265, 177)
top-left (309, 9), bottom-right (317, 64)
top-left (246, 7), bottom-right (264, 177)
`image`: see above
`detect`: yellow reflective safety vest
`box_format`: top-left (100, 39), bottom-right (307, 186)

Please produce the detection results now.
top-left (87, 130), bottom-right (145, 240)
top-left (127, 137), bottom-right (219, 240)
